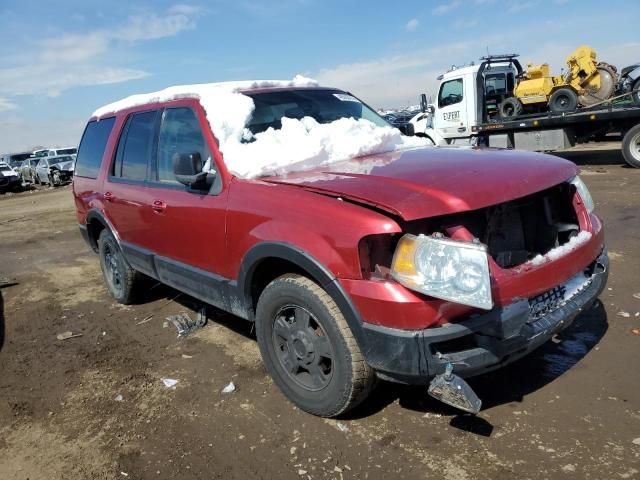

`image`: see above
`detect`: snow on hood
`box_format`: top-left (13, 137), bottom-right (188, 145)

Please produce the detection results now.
top-left (92, 75), bottom-right (427, 179)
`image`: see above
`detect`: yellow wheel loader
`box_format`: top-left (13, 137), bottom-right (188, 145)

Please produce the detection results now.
top-left (499, 45), bottom-right (618, 119)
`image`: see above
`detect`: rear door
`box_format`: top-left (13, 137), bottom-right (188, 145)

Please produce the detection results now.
top-left (102, 109), bottom-right (160, 272)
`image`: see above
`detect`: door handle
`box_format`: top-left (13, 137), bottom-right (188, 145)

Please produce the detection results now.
top-left (104, 191), bottom-right (114, 202)
top-left (457, 127), bottom-right (466, 133)
top-left (152, 200), bottom-right (167, 213)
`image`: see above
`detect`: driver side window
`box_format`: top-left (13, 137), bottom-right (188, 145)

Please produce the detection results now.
top-left (438, 79), bottom-right (464, 108)
top-left (157, 107), bottom-right (211, 184)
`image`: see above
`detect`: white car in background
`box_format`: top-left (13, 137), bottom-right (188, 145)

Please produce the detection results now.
top-left (0, 162), bottom-right (22, 193)
top-left (33, 147), bottom-right (78, 158)
top-left (35, 155), bottom-right (75, 186)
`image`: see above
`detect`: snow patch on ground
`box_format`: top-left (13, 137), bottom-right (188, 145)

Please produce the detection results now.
top-left (530, 231), bottom-right (592, 266)
top-left (92, 76), bottom-right (428, 179)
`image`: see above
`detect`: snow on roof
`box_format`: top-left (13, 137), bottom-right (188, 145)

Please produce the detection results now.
top-left (91, 75), bottom-right (428, 179)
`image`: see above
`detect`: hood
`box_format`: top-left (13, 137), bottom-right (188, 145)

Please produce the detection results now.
top-left (263, 147), bottom-right (577, 220)
top-left (53, 161), bottom-right (75, 171)
top-left (0, 169), bottom-right (18, 178)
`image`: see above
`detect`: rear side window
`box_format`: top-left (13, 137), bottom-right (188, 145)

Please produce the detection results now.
top-left (157, 107), bottom-right (211, 183)
top-left (75, 117), bottom-right (116, 178)
top-left (112, 110), bottom-right (158, 181)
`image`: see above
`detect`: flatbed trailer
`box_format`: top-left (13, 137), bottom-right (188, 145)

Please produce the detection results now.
top-left (474, 102), bottom-right (640, 168)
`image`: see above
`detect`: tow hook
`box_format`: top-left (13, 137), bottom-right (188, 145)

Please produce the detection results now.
top-left (428, 363), bottom-right (482, 414)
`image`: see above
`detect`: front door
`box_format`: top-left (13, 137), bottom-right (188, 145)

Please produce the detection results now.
top-left (436, 77), bottom-right (468, 140)
top-left (143, 104), bottom-right (229, 307)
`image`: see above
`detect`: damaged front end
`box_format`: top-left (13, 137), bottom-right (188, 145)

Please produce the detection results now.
top-left (349, 176), bottom-right (607, 413)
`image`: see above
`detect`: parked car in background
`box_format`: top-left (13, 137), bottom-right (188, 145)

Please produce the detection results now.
top-left (33, 147), bottom-right (78, 158)
top-left (1, 152), bottom-right (32, 172)
top-left (35, 155), bottom-right (75, 186)
top-left (19, 158), bottom-right (40, 183)
top-left (0, 162), bottom-right (22, 193)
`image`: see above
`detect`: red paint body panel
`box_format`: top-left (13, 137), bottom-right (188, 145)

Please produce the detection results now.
top-left (73, 88), bottom-right (605, 334)
top-left (264, 147), bottom-right (578, 220)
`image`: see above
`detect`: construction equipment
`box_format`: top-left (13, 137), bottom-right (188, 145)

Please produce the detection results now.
top-left (499, 45), bottom-right (618, 119)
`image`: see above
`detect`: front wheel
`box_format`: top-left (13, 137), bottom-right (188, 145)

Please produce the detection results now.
top-left (549, 88), bottom-right (578, 113)
top-left (622, 124), bottom-right (640, 168)
top-left (255, 274), bottom-right (375, 417)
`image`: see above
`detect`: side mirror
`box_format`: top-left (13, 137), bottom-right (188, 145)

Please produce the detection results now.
top-left (173, 152), bottom-right (214, 190)
top-left (398, 122), bottom-right (415, 136)
top-left (420, 93), bottom-right (428, 113)
top-left (428, 105), bottom-right (435, 115)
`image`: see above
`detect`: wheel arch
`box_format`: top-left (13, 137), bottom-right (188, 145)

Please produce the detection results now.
top-left (85, 209), bottom-right (119, 253)
top-left (238, 242), bottom-right (367, 347)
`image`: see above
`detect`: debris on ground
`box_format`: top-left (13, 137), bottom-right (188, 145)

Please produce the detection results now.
top-left (56, 331), bottom-right (83, 340)
top-left (336, 422), bottom-right (349, 432)
top-left (633, 293), bottom-right (640, 300)
top-left (161, 378), bottom-right (179, 388)
top-left (181, 354), bottom-right (193, 359)
top-left (166, 308), bottom-right (207, 337)
top-left (617, 311), bottom-right (631, 318)
top-left (135, 315), bottom-right (153, 325)
top-left (222, 381), bottom-right (236, 393)
top-left (114, 394), bottom-right (124, 402)
top-left (631, 328), bottom-right (640, 336)
top-left (633, 438), bottom-right (640, 446)
top-left (0, 276), bottom-right (17, 288)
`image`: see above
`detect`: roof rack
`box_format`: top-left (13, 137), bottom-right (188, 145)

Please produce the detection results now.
top-left (480, 54), bottom-right (519, 62)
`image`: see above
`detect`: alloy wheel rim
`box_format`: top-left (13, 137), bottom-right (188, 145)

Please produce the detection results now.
top-left (272, 304), bottom-right (334, 391)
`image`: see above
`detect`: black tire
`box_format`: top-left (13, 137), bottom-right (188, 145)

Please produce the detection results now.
top-left (97, 229), bottom-right (141, 304)
top-left (499, 97), bottom-right (523, 119)
top-left (631, 79), bottom-right (640, 106)
top-left (549, 88), bottom-right (578, 113)
top-left (255, 274), bottom-right (375, 417)
top-left (622, 124), bottom-right (640, 168)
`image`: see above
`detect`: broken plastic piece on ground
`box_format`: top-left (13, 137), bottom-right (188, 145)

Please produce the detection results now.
top-left (56, 331), bottom-right (83, 340)
top-left (428, 363), bottom-right (482, 414)
top-left (336, 422), bottom-right (349, 432)
top-left (166, 308), bottom-right (208, 337)
top-left (222, 381), bottom-right (236, 393)
top-left (161, 378), bottom-right (179, 388)
top-left (631, 328), bottom-right (640, 336)
top-left (114, 394), bottom-right (123, 402)
top-left (135, 315), bottom-right (153, 325)
top-left (633, 293), bottom-right (640, 300)
top-left (617, 311), bottom-right (631, 318)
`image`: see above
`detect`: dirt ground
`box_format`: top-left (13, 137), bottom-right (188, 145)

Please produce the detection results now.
top-left (1, 143), bottom-right (639, 480)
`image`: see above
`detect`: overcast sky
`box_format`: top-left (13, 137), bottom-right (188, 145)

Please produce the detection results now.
top-left (1, 0), bottom-right (639, 152)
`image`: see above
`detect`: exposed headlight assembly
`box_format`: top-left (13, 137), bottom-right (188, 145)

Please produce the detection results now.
top-left (570, 176), bottom-right (594, 213)
top-left (391, 234), bottom-right (493, 310)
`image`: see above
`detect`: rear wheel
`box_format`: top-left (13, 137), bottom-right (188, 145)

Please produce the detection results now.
top-left (549, 88), bottom-right (578, 113)
top-left (622, 124), bottom-right (640, 168)
top-left (499, 97), bottom-right (523, 119)
top-left (255, 274), bottom-right (375, 417)
top-left (98, 229), bottom-right (141, 304)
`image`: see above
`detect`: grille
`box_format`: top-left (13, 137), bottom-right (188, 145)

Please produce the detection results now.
top-left (528, 285), bottom-right (567, 321)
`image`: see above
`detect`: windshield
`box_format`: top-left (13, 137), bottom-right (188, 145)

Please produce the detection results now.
top-left (49, 156), bottom-right (73, 165)
top-left (244, 89), bottom-right (389, 136)
top-left (57, 148), bottom-right (77, 155)
top-left (33, 150), bottom-right (49, 157)
top-left (0, 164), bottom-right (11, 172)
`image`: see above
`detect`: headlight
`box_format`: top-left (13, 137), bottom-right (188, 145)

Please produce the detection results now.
top-left (391, 234), bottom-right (493, 310)
top-left (570, 176), bottom-right (594, 213)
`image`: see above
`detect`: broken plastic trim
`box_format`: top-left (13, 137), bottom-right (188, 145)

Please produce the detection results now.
top-left (427, 363), bottom-right (482, 414)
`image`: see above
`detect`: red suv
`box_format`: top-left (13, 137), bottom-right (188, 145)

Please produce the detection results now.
top-left (73, 83), bottom-right (608, 417)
